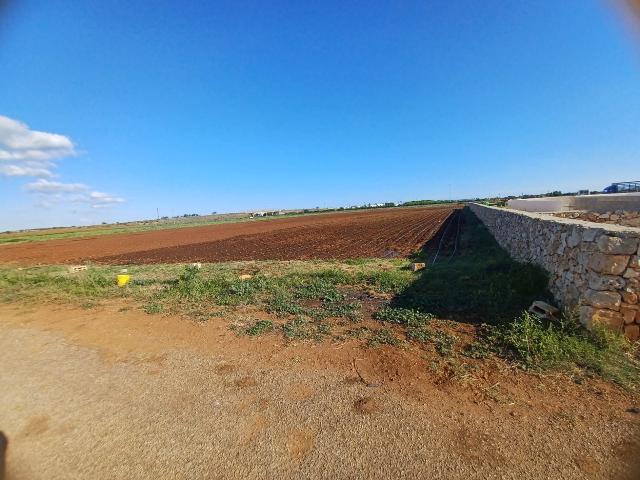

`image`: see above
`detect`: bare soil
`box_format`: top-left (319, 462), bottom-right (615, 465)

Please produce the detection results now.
top-left (0, 207), bottom-right (454, 265)
top-left (1, 301), bottom-right (639, 479)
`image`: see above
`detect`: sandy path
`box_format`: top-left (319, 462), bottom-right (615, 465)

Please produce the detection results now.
top-left (0, 302), bottom-right (639, 479)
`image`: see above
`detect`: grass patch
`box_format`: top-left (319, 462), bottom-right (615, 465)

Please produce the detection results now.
top-left (0, 261), bottom-right (412, 336)
top-left (0, 267), bottom-right (120, 303)
top-left (346, 326), bottom-right (371, 338)
top-left (404, 324), bottom-right (457, 356)
top-left (143, 302), bottom-right (163, 314)
top-left (433, 331), bottom-right (457, 356)
top-left (267, 292), bottom-right (306, 316)
top-left (245, 319), bottom-right (274, 336)
top-left (374, 307), bottom-right (433, 326)
top-left (282, 317), bottom-right (330, 341)
top-left (315, 297), bottom-right (361, 321)
top-left (367, 328), bottom-right (401, 347)
top-left (471, 312), bottom-right (640, 389)
top-left (357, 269), bottom-right (414, 294)
top-left (406, 325), bottom-right (433, 343)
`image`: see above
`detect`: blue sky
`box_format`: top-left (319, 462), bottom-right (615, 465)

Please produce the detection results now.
top-left (1, 0), bottom-right (639, 230)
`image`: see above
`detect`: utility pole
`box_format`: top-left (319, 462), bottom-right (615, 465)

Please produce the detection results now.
top-left (157, 207), bottom-right (159, 221)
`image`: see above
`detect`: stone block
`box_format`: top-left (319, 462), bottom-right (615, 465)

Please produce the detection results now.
top-left (591, 309), bottom-right (624, 330)
top-left (409, 263), bottom-right (426, 272)
top-left (623, 268), bottom-right (640, 279)
top-left (582, 289), bottom-right (621, 310)
top-left (587, 272), bottom-right (625, 291)
top-left (627, 277), bottom-right (639, 290)
top-left (621, 291), bottom-right (638, 305)
top-left (67, 265), bottom-right (88, 273)
top-left (588, 253), bottom-right (629, 275)
top-left (528, 301), bottom-right (560, 320)
top-left (582, 228), bottom-right (600, 242)
top-left (621, 307), bottom-right (637, 324)
top-left (567, 229), bottom-right (581, 248)
top-left (596, 235), bottom-right (638, 254)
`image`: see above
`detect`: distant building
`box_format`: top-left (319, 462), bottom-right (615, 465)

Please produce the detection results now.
top-left (251, 210), bottom-right (283, 218)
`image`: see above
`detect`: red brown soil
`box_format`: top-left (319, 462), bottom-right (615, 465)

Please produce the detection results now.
top-left (0, 206), bottom-right (456, 265)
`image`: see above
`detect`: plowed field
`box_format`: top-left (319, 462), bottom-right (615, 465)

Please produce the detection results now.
top-left (0, 206), bottom-right (456, 265)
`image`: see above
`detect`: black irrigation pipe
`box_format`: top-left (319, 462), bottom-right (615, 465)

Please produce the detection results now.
top-left (431, 210), bottom-right (456, 266)
top-left (448, 209), bottom-right (462, 261)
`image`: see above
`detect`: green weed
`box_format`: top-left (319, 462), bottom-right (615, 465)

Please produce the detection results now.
top-left (358, 269), bottom-right (413, 293)
top-left (406, 326), bottom-right (433, 343)
top-left (319, 297), bottom-right (361, 321)
top-left (282, 317), bottom-right (330, 341)
top-left (374, 307), bottom-right (434, 326)
top-left (346, 326), bottom-right (371, 338)
top-left (433, 331), bottom-right (457, 356)
top-left (477, 311), bottom-right (640, 388)
top-left (267, 292), bottom-right (305, 317)
top-left (245, 319), bottom-right (274, 336)
top-left (367, 328), bottom-right (401, 347)
top-left (143, 303), bottom-right (163, 314)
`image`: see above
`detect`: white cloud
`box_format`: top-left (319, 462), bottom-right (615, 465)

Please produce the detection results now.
top-left (0, 115), bottom-right (76, 166)
top-left (3, 114), bottom-right (126, 213)
top-left (91, 203), bottom-right (119, 209)
top-left (26, 179), bottom-right (89, 193)
top-left (0, 115), bottom-right (71, 180)
top-left (88, 192), bottom-right (124, 208)
top-left (74, 191), bottom-right (126, 208)
top-left (88, 191), bottom-right (125, 205)
top-left (0, 164), bottom-right (54, 178)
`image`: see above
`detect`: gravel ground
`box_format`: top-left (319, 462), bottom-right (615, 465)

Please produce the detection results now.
top-left (1, 303), bottom-right (639, 479)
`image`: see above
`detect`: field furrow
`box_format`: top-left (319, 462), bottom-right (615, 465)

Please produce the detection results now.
top-left (0, 206), bottom-right (458, 265)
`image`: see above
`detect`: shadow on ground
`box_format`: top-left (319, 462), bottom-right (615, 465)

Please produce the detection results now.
top-left (393, 207), bottom-right (551, 325)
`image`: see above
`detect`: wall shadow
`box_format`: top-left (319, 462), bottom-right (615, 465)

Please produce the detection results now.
top-left (393, 207), bottom-right (551, 325)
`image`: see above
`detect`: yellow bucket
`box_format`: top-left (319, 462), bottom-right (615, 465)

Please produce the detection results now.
top-left (116, 274), bottom-right (131, 287)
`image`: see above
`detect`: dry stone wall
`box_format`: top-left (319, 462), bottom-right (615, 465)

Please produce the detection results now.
top-left (552, 210), bottom-right (640, 228)
top-left (469, 204), bottom-right (640, 340)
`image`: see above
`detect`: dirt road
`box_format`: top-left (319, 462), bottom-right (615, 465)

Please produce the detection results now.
top-left (1, 302), bottom-right (638, 479)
